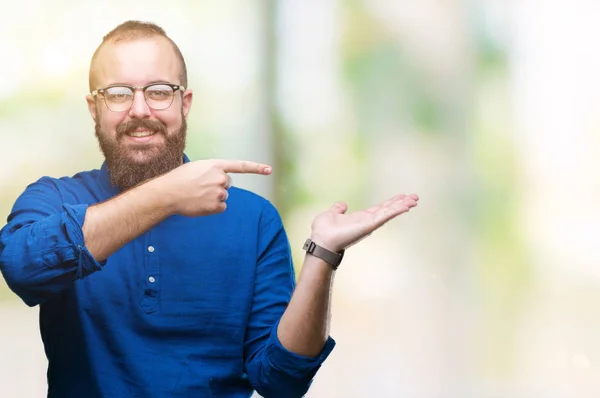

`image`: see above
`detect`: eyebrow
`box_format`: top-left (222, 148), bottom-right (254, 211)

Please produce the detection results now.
top-left (103, 80), bottom-right (174, 88)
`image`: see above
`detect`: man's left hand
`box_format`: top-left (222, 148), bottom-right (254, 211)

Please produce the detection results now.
top-left (309, 193), bottom-right (419, 253)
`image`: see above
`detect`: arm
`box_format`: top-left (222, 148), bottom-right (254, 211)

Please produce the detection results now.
top-left (0, 177), bottom-right (174, 306)
top-left (0, 177), bottom-right (103, 306)
top-left (276, 255), bottom-right (334, 357)
top-left (0, 160), bottom-right (271, 306)
top-left (82, 178), bottom-right (174, 261)
top-left (277, 194), bottom-right (419, 356)
top-left (85, 159), bottom-right (271, 260)
top-left (244, 194), bottom-right (418, 397)
top-left (244, 204), bottom-right (335, 398)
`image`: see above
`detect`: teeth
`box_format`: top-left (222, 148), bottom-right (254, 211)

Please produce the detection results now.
top-left (129, 131), bottom-right (153, 137)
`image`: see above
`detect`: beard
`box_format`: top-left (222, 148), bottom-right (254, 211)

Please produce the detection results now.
top-left (95, 110), bottom-right (187, 192)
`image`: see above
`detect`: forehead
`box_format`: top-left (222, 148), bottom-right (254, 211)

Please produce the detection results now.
top-left (93, 36), bottom-right (181, 88)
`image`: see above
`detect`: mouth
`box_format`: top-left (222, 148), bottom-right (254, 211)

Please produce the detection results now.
top-left (127, 128), bottom-right (155, 138)
top-left (124, 129), bottom-right (159, 143)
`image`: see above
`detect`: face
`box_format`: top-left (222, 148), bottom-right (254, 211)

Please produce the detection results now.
top-left (86, 36), bottom-right (193, 191)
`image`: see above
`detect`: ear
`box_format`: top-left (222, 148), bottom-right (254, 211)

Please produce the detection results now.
top-left (86, 94), bottom-right (98, 121)
top-left (182, 89), bottom-right (193, 119)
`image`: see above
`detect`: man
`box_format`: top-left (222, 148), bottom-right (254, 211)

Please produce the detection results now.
top-left (0, 20), bottom-right (419, 397)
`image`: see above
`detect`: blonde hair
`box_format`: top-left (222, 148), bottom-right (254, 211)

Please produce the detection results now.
top-left (88, 20), bottom-right (188, 92)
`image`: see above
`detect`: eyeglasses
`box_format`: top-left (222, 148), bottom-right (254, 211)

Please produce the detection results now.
top-left (91, 83), bottom-right (185, 112)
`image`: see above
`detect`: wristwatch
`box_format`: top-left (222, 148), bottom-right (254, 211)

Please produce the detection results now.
top-left (302, 238), bottom-right (345, 270)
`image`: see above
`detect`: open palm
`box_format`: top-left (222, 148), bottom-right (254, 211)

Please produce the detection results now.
top-left (310, 193), bottom-right (419, 253)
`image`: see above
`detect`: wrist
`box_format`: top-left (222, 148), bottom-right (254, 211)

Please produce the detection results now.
top-left (303, 238), bottom-right (345, 270)
top-left (143, 176), bottom-right (178, 217)
top-left (309, 233), bottom-right (342, 254)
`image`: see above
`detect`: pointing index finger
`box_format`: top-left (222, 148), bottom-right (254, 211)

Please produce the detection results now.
top-left (217, 160), bottom-right (272, 175)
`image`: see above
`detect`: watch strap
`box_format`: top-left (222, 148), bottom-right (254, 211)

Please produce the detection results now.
top-left (302, 238), bottom-right (344, 270)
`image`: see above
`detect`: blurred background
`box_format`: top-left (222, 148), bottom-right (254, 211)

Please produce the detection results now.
top-left (2, 0), bottom-right (600, 397)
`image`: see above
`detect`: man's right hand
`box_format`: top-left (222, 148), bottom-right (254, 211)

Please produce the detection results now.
top-left (159, 159), bottom-right (272, 217)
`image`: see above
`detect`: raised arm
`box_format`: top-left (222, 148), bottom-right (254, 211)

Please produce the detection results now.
top-left (0, 159), bottom-right (271, 306)
top-left (84, 159), bottom-right (271, 260)
top-left (243, 193), bottom-right (419, 398)
top-left (277, 194), bottom-right (419, 355)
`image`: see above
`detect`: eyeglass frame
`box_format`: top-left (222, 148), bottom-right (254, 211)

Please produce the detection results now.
top-left (91, 82), bottom-right (186, 112)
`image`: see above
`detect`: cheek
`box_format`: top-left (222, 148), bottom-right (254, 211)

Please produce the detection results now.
top-left (157, 110), bottom-right (182, 132)
top-left (97, 114), bottom-right (123, 136)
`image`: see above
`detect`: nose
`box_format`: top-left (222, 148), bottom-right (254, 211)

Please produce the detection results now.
top-left (128, 90), bottom-right (151, 119)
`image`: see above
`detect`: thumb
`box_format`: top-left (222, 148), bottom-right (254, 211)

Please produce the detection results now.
top-left (330, 201), bottom-right (348, 214)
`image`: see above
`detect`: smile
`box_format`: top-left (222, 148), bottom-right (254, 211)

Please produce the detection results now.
top-left (127, 129), bottom-right (154, 138)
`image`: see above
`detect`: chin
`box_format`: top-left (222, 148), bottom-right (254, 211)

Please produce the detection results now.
top-left (124, 147), bottom-right (163, 163)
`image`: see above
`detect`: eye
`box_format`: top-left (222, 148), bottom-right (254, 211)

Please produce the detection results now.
top-left (145, 85), bottom-right (173, 100)
top-left (104, 87), bottom-right (133, 102)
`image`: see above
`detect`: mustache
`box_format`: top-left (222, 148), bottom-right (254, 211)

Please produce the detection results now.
top-left (116, 119), bottom-right (168, 136)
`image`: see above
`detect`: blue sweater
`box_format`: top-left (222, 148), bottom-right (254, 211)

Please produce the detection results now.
top-left (0, 158), bottom-right (334, 397)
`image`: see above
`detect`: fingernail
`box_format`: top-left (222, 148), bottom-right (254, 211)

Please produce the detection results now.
top-left (264, 167), bottom-right (272, 174)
